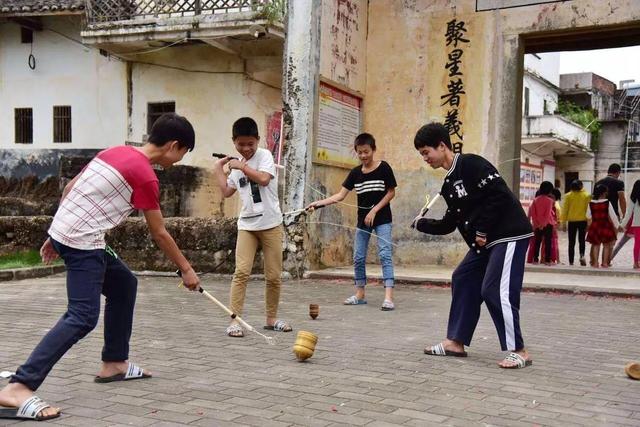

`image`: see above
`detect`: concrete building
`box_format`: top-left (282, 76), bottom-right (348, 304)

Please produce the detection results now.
top-left (520, 53), bottom-right (594, 207)
top-left (1, 0), bottom-right (285, 218)
top-left (615, 82), bottom-right (640, 190)
top-left (0, 1), bottom-right (125, 178)
top-left (559, 73), bottom-right (640, 188)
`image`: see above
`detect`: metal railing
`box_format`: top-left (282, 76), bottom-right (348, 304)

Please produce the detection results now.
top-left (86, 0), bottom-right (276, 24)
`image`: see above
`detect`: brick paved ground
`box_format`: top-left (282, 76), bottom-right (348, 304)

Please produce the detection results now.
top-left (1, 273), bottom-right (639, 426)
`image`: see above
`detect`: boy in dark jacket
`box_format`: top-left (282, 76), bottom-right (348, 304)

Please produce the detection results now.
top-left (412, 122), bottom-right (533, 369)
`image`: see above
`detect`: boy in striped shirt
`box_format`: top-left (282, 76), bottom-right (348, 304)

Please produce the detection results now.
top-left (307, 133), bottom-right (398, 310)
top-left (0, 113), bottom-right (200, 421)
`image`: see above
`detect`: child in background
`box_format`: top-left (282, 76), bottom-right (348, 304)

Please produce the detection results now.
top-left (307, 133), bottom-right (398, 310)
top-left (528, 181), bottom-right (557, 265)
top-left (619, 179), bottom-right (640, 269)
top-left (551, 188), bottom-right (562, 264)
top-left (587, 184), bottom-right (619, 268)
top-left (561, 180), bottom-right (590, 266)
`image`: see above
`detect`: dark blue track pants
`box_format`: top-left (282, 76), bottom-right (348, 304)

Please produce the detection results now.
top-left (447, 238), bottom-right (529, 351)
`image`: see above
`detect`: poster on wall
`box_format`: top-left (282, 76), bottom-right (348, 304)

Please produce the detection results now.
top-left (519, 162), bottom-right (543, 209)
top-left (265, 111), bottom-right (282, 165)
top-left (314, 81), bottom-right (362, 168)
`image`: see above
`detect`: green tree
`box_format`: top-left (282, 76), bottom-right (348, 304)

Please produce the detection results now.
top-left (555, 100), bottom-right (602, 150)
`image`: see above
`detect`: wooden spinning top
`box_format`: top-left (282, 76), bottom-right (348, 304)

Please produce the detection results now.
top-left (292, 330), bottom-right (318, 362)
top-left (309, 304), bottom-right (319, 319)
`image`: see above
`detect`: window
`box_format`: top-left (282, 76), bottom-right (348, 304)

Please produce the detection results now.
top-left (21, 27), bottom-right (33, 44)
top-left (147, 102), bottom-right (175, 134)
top-left (543, 99), bottom-right (549, 115)
top-left (14, 108), bottom-right (33, 144)
top-left (53, 106), bottom-right (72, 143)
top-left (524, 87), bottom-right (530, 116)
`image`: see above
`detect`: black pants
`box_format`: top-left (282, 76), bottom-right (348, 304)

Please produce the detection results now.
top-left (533, 225), bottom-right (553, 263)
top-left (567, 220), bottom-right (587, 264)
top-left (448, 239), bottom-right (529, 351)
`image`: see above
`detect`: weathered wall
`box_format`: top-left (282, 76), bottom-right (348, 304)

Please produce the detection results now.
top-left (0, 216), bottom-right (243, 273)
top-left (597, 120), bottom-right (628, 180)
top-left (127, 43), bottom-right (283, 218)
top-left (299, 0), bottom-right (368, 269)
top-left (349, 0), bottom-right (640, 267)
top-left (319, 0), bottom-right (367, 94)
top-left (523, 73), bottom-right (559, 116)
top-left (0, 149), bottom-right (99, 215)
top-left (554, 155), bottom-right (596, 193)
top-left (0, 18), bottom-right (127, 149)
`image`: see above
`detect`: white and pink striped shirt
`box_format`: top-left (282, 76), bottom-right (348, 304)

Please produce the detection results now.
top-left (49, 146), bottom-right (159, 250)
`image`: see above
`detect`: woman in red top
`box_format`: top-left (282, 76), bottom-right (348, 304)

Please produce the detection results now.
top-left (587, 184), bottom-right (619, 267)
top-left (527, 181), bottom-right (557, 265)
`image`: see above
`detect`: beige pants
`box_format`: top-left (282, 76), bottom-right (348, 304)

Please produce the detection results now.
top-left (230, 224), bottom-right (283, 318)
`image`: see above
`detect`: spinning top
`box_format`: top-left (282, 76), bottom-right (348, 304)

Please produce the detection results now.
top-left (309, 303), bottom-right (319, 319)
top-left (292, 330), bottom-right (318, 362)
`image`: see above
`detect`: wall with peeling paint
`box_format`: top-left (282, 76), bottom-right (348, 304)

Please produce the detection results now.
top-left (127, 44), bottom-right (283, 218)
top-left (302, 0), bottom-right (640, 268)
top-left (357, 0), bottom-right (640, 266)
top-left (319, 0), bottom-right (367, 94)
top-left (0, 18), bottom-right (127, 150)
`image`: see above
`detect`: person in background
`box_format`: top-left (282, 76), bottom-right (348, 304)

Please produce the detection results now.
top-left (595, 163), bottom-right (626, 266)
top-left (619, 179), bottom-right (640, 269)
top-left (528, 181), bottom-right (557, 265)
top-left (561, 180), bottom-right (591, 266)
top-left (586, 184), bottom-right (619, 268)
top-left (550, 188), bottom-right (562, 264)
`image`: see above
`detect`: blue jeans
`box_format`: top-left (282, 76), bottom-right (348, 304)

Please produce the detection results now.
top-left (353, 222), bottom-right (394, 288)
top-left (10, 238), bottom-right (137, 391)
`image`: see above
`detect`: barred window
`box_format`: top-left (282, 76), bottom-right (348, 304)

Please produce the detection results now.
top-left (147, 102), bottom-right (175, 135)
top-left (53, 106), bottom-right (72, 143)
top-left (15, 108), bottom-right (33, 144)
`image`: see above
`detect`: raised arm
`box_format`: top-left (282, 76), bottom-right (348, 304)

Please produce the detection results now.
top-left (306, 187), bottom-right (350, 209)
top-left (213, 157), bottom-right (237, 198)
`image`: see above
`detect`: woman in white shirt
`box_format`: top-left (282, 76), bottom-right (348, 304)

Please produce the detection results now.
top-left (619, 179), bottom-right (640, 269)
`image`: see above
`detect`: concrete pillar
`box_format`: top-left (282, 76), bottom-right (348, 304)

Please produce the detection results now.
top-left (281, 0), bottom-right (322, 275)
top-left (492, 32), bottom-right (524, 192)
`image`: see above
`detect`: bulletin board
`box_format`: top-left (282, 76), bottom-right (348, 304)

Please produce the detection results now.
top-left (520, 162), bottom-right (543, 209)
top-left (313, 81), bottom-right (362, 169)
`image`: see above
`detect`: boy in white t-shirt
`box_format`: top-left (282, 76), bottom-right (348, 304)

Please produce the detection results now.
top-left (213, 117), bottom-right (291, 337)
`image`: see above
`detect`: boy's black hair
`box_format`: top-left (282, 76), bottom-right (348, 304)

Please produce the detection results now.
top-left (414, 122), bottom-right (452, 150)
top-left (354, 133), bottom-right (376, 150)
top-left (593, 183), bottom-right (608, 199)
top-left (570, 179), bottom-right (583, 192)
top-left (630, 179), bottom-right (640, 204)
top-left (538, 181), bottom-right (554, 196)
top-left (608, 163), bottom-right (622, 174)
top-left (232, 117), bottom-right (259, 139)
top-left (552, 188), bottom-right (562, 201)
top-left (148, 113), bottom-right (195, 151)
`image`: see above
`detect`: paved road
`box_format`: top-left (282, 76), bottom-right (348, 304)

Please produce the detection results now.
top-left (1, 274), bottom-right (639, 426)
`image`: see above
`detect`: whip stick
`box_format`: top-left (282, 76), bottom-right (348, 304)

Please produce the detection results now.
top-left (421, 192), bottom-right (441, 215)
top-left (176, 271), bottom-right (277, 345)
